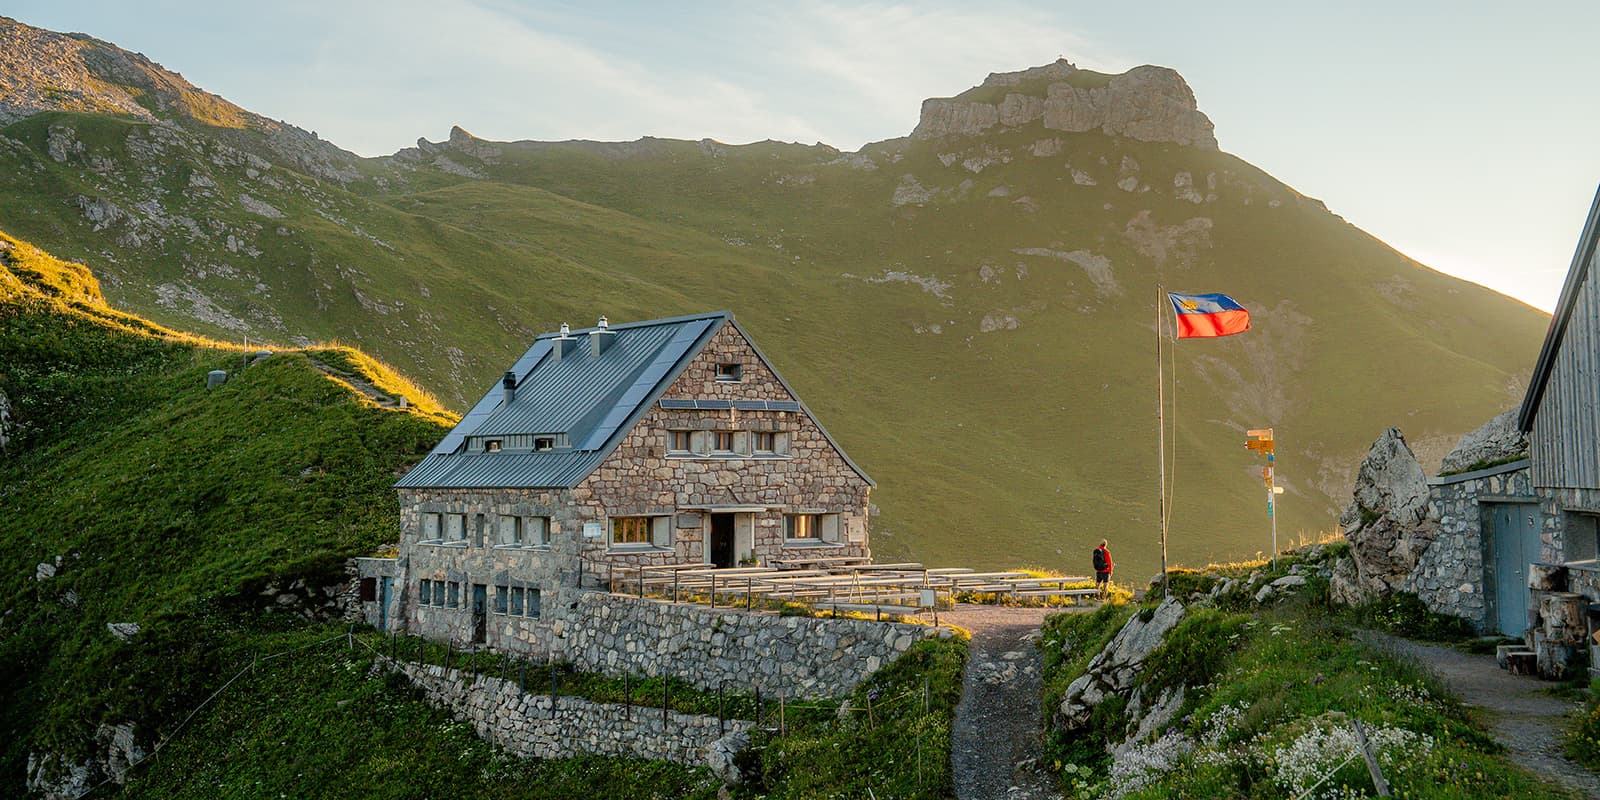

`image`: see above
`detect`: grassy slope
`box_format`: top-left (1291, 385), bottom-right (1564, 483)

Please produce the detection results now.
top-left (0, 107), bottom-right (1550, 578)
top-left (1039, 556), bottom-right (1576, 799)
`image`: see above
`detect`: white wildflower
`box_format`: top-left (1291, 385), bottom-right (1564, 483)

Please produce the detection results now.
top-left (1270, 721), bottom-right (1432, 799)
top-left (1105, 732), bottom-right (1194, 799)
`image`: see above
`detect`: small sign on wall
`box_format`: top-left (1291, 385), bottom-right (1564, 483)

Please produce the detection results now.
top-left (583, 522), bottom-right (603, 539)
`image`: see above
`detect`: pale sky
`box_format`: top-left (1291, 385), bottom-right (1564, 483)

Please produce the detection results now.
top-left (11, 1), bottom-right (1599, 312)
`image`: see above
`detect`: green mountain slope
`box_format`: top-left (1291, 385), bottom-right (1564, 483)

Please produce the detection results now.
top-left (0, 16), bottom-right (1549, 578)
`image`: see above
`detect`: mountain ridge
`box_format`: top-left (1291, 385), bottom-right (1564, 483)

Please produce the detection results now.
top-left (0, 15), bottom-right (1550, 578)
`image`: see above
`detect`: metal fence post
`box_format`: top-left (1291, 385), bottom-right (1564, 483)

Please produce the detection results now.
top-left (662, 678), bottom-right (669, 728)
top-left (747, 577), bottom-right (753, 610)
top-left (710, 574), bottom-right (717, 608)
top-left (718, 683), bottom-right (725, 736)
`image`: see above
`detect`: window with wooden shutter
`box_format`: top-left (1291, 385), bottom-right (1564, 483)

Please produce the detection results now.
top-left (421, 513), bottom-right (441, 541)
top-left (498, 515), bottom-right (519, 545)
top-left (691, 431), bottom-right (711, 455)
top-left (526, 516), bottom-right (550, 546)
top-left (612, 517), bottom-right (651, 545)
top-left (445, 514), bottom-right (465, 542)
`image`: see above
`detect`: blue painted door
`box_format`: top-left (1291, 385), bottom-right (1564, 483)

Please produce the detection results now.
top-left (1492, 503), bottom-right (1542, 636)
top-left (379, 577), bottom-right (392, 630)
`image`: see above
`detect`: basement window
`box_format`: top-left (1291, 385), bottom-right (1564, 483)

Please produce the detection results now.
top-left (715, 363), bottom-right (742, 382)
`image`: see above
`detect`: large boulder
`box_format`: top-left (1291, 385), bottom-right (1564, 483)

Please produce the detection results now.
top-left (1439, 407), bottom-right (1527, 473)
top-left (1054, 598), bottom-right (1186, 731)
top-left (1336, 428), bottom-right (1438, 601)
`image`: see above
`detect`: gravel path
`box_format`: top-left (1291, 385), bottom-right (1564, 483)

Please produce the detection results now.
top-left (941, 605), bottom-right (1073, 800)
top-left (1362, 631), bottom-right (1600, 799)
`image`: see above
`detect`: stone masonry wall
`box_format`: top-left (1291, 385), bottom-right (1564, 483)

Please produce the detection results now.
top-left (386, 656), bottom-right (751, 769)
top-left (574, 321), bottom-right (872, 566)
top-left (565, 593), bottom-right (929, 698)
top-left (1417, 465), bottom-right (1534, 630)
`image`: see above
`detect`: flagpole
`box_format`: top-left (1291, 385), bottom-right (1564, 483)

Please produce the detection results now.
top-left (1156, 286), bottom-right (1168, 596)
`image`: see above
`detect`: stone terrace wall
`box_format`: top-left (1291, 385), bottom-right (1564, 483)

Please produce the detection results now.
top-left (387, 656), bottom-right (751, 770)
top-left (567, 593), bottom-right (930, 698)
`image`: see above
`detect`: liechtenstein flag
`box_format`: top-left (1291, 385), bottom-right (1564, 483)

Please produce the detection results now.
top-left (1168, 292), bottom-right (1251, 338)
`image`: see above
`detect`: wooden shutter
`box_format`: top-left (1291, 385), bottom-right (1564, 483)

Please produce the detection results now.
top-left (651, 516), bottom-right (672, 547)
top-left (821, 514), bottom-right (841, 543)
top-left (422, 513), bottom-right (440, 540)
top-left (691, 431), bottom-right (711, 455)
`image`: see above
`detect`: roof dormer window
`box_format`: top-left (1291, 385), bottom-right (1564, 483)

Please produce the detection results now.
top-left (485, 440), bottom-right (503, 453)
top-left (715, 363), bottom-right (742, 382)
top-left (534, 437), bottom-right (556, 452)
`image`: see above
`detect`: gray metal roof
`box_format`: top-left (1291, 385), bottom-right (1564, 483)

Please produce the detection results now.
top-left (396, 312), bottom-right (725, 489)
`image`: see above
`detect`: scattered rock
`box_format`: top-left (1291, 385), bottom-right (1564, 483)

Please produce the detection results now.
top-left (106, 622), bottom-right (140, 641)
top-left (35, 562), bottom-right (55, 581)
top-left (238, 193), bottom-right (285, 219)
top-left (705, 730), bottom-right (751, 785)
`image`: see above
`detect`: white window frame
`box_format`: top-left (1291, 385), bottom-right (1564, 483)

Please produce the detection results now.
top-left (610, 515), bottom-right (671, 550)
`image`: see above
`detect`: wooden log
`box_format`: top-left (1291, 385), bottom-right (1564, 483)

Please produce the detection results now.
top-left (1536, 634), bottom-right (1584, 680)
top-left (1530, 562), bottom-right (1568, 592)
top-left (1541, 592), bottom-right (1587, 642)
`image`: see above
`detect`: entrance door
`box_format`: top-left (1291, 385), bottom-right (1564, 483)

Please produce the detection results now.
top-left (471, 584), bottom-right (487, 644)
top-left (710, 514), bottom-right (736, 569)
top-left (1491, 503), bottom-right (1542, 636)
top-left (379, 577), bottom-right (392, 630)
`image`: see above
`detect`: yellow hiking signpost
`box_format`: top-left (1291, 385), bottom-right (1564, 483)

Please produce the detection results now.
top-left (1245, 428), bottom-right (1285, 568)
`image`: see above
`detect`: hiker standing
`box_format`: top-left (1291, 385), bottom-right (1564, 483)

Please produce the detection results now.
top-left (1093, 540), bottom-right (1113, 598)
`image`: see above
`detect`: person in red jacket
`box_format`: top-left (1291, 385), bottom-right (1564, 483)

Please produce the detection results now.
top-left (1093, 540), bottom-right (1113, 598)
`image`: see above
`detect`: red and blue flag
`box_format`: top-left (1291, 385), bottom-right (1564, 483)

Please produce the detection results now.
top-left (1168, 292), bottom-right (1250, 339)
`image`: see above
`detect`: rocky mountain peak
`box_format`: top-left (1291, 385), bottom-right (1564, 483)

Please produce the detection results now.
top-left (912, 59), bottom-right (1217, 149)
top-left (0, 15), bottom-right (359, 182)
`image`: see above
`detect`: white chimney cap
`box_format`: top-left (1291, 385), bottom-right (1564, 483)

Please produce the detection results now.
top-left (559, 322), bottom-right (570, 336)
top-left (598, 315), bottom-right (609, 330)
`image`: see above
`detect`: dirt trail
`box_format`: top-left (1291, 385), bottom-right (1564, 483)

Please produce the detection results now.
top-left (1363, 631), bottom-right (1600, 799)
top-left (307, 356), bottom-right (403, 408)
top-left (941, 605), bottom-right (1070, 800)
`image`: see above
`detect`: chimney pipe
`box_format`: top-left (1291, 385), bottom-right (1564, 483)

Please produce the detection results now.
top-left (589, 315), bottom-right (617, 358)
top-left (501, 371), bottom-right (516, 405)
top-left (552, 322), bottom-right (579, 361)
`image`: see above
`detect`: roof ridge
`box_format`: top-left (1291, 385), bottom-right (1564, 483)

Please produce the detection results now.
top-left (536, 310), bottom-right (731, 339)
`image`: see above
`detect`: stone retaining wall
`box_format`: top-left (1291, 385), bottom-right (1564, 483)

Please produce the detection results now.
top-left (387, 656), bottom-right (750, 770)
top-left (566, 593), bottom-right (931, 698)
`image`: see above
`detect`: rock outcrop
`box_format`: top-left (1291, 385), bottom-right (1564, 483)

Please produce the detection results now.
top-left (913, 60), bottom-right (1217, 149)
top-left (1055, 598), bottom-right (1186, 731)
top-left (0, 387), bottom-right (12, 453)
top-left (1334, 428), bottom-right (1439, 603)
top-left (1439, 407), bottom-right (1528, 473)
top-left (27, 722), bottom-right (144, 800)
